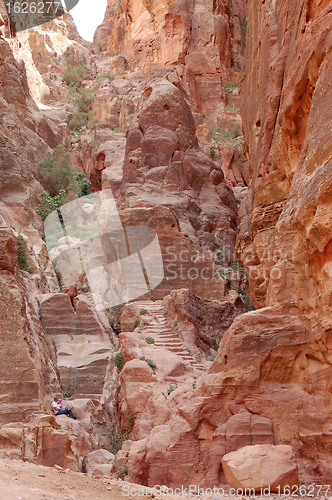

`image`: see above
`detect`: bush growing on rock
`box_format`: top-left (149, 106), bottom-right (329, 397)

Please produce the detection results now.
top-left (63, 65), bottom-right (85, 86)
top-left (109, 427), bottom-right (134, 456)
top-left (36, 189), bottom-right (66, 221)
top-left (113, 459), bottom-right (129, 480)
top-left (212, 125), bottom-right (242, 144)
top-left (226, 104), bottom-right (240, 114)
top-left (75, 172), bottom-right (91, 197)
top-left (224, 81), bottom-right (239, 93)
top-left (96, 70), bottom-right (114, 82)
top-left (107, 304), bottom-right (124, 334)
top-left (113, 351), bottom-right (125, 372)
top-left (16, 235), bottom-right (33, 274)
top-left (69, 111), bottom-right (94, 131)
top-left (68, 86), bottom-right (94, 113)
top-left (212, 338), bottom-right (219, 351)
top-left (37, 146), bottom-right (77, 198)
top-left (139, 356), bottom-right (157, 372)
top-left (36, 147), bottom-right (91, 219)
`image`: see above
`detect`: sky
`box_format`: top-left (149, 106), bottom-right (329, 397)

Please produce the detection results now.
top-left (69, 0), bottom-right (108, 42)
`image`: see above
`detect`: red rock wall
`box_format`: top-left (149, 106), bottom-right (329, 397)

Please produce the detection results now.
top-left (117, 0), bottom-right (332, 487)
top-left (238, 0), bottom-right (332, 311)
top-left (95, 0), bottom-right (248, 125)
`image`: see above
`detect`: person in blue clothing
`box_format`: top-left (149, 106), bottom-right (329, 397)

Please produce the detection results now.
top-left (51, 396), bottom-right (77, 419)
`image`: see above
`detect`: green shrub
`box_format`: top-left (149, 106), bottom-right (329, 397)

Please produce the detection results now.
top-left (226, 104), bottom-right (240, 114)
top-left (212, 338), bottom-right (219, 351)
top-left (75, 172), bottom-right (91, 197)
top-left (109, 427), bottom-right (134, 455)
top-left (63, 65), bottom-right (86, 86)
top-left (114, 351), bottom-right (125, 372)
top-left (132, 318), bottom-right (140, 330)
top-left (36, 189), bottom-right (66, 221)
top-left (212, 126), bottom-right (242, 145)
top-left (167, 384), bottom-right (176, 395)
top-left (224, 81), bottom-right (239, 93)
top-left (70, 129), bottom-right (82, 143)
top-left (239, 293), bottom-right (255, 311)
top-left (37, 146), bottom-right (76, 197)
top-left (107, 304), bottom-right (124, 334)
top-left (139, 356), bottom-right (157, 371)
top-left (69, 111), bottom-right (93, 131)
top-left (96, 70), bottom-right (114, 81)
top-left (240, 17), bottom-right (248, 37)
top-left (68, 86), bottom-right (94, 113)
top-left (146, 337), bottom-right (155, 344)
top-left (111, 125), bottom-right (121, 133)
top-left (113, 459), bottom-right (129, 479)
top-left (210, 147), bottom-right (215, 158)
top-left (16, 235), bottom-right (33, 274)
top-left (140, 308), bottom-right (148, 315)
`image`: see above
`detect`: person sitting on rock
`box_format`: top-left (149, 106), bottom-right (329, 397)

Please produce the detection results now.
top-left (51, 396), bottom-right (77, 419)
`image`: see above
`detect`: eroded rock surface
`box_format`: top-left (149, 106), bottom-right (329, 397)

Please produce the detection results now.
top-left (95, 0), bottom-right (248, 126)
top-left (222, 444), bottom-right (298, 492)
top-left (39, 293), bottom-right (113, 395)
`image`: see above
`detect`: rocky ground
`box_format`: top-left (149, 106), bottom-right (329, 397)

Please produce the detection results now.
top-left (0, 458), bottom-right (184, 500)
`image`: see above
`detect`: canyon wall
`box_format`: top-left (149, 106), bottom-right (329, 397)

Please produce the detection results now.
top-left (95, 0), bottom-right (248, 126)
top-left (0, 0), bottom-right (331, 490)
top-left (238, 0), bottom-right (332, 312)
top-left (116, 0), bottom-right (332, 487)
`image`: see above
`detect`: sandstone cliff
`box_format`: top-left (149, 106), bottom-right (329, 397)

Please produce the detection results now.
top-left (107, 0), bottom-right (332, 487)
top-left (95, 0), bottom-right (248, 126)
top-left (0, 0), bottom-right (331, 492)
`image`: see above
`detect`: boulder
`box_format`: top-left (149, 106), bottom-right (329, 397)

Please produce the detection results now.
top-left (221, 444), bottom-right (298, 492)
top-left (83, 449), bottom-right (115, 477)
top-left (0, 414), bottom-right (78, 470)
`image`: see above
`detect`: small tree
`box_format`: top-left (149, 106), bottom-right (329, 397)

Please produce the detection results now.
top-left (68, 86), bottom-right (94, 113)
top-left (37, 146), bottom-right (77, 197)
top-left (36, 189), bottom-right (66, 221)
top-left (69, 111), bottom-right (93, 131)
top-left (63, 65), bottom-right (86, 86)
top-left (75, 172), bottom-right (91, 197)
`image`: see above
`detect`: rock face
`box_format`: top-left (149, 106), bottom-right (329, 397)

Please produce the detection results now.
top-left (238, 0), bottom-right (332, 312)
top-left (222, 444), bottom-right (298, 492)
top-left (0, 0), bottom-right (331, 492)
top-left (117, 77), bottom-right (239, 300)
top-left (95, 0), bottom-right (248, 125)
top-left (0, 228), bottom-right (59, 426)
top-left (107, 0), bottom-right (332, 489)
top-left (0, 414), bottom-right (78, 470)
top-left (0, 37), bottom-right (64, 229)
top-left (39, 294), bottom-right (113, 395)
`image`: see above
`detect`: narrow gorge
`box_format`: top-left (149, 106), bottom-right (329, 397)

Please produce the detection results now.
top-left (0, 0), bottom-right (331, 497)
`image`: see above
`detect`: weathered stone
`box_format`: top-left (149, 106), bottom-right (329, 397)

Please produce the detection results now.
top-left (222, 444), bottom-right (298, 492)
top-left (83, 449), bottom-right (115, 477)
top-left (39, 294), bottom-right (113, 394)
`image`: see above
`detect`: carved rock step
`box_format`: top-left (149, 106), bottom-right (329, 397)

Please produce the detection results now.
top-left (135, 300), bottom-right (208, 373)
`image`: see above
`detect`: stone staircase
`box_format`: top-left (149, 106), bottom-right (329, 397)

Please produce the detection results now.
top-left (136, 300), bottom-right (206, 373)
